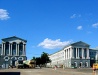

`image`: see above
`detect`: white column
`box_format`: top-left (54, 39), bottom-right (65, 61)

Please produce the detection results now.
top-left (18, 44), bottom-right (19, 56)
top-left (76, 48), bottom-right (77, 58)
top-left (65, 50), bottom-right (66, 59)
top-left (87, 48), bottom-right (90, 59)
top-left (16, 44), bottom-right (17, 56)
top-left (72, 47), bottom-right (74, 58)
top-left (68, 49), bottom-right (69, 59)
top-left (9, 43), bottom-right (10, 55)
top-left (63, 50), bottom-right (65, 60)
top-left (24, 44), bottom-right (26, 55)
top-left (4, 43), bottom-right (5, 55)
top-left (2, 43), bottom-right (3, 55)
top-left (11, 44), bottom-right (12, 56)
top-left (82, 48), bottom-right (84, 59)
top-left (70, 48), bottom-right (72, 58)
top-left (66, 50), bottom-right (67, 59)
top-left (69, 48), bottom-right (70, 59)
top-left (71, 48), bottom-right (73, 58)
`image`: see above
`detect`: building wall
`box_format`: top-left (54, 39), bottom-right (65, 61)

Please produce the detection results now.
top-left (0, 44), bottom-right (1, 55)
top-left (49, 50), bottom-right (65, 67)
top-left (48, 41), bottom-right (91, 68)
top-left (89, 49), bottom-right (98, 60)
top-left (89, 49), bottom-right (98, 67)
top-left (0, 44), bottom-right (3, 66)
top-left (0, 36), bottom-right (27, 69)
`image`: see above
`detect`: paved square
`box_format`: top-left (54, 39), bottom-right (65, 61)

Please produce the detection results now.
top-left (0, 68), bottom-right (98, 75)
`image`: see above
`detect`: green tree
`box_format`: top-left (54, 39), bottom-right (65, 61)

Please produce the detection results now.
top-left (32, 56), bottom-right (36, 60)
top-left (41, 52), bottom-right (51, 67)
top-left (35, 57), bottom-right (41, 66)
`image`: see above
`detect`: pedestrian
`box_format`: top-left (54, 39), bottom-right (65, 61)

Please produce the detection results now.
top-left (54, 65), bottom-right (57, 70)
top-left (93, 67), bottom-right (96, 75)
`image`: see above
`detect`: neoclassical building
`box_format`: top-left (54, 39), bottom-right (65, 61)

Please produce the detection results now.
top-left (0, 36), bottom-right (27, 69)
top-left (48, 41), bottom-right (95, 68)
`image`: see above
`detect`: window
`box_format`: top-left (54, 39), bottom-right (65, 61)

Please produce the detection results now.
top-left (85, 62), bottom-right (88, 67)
top-left (0, 48), bottom-right (1, 55)
top-left (19, 43), bottom-right (23, 55)
top-left (19, 49), bottom-right (22, 55)
top-left (79, 48), bottom-right (82, 58)
top-left (74, 48), bottom-right (76, 58)
top-left (74, 62), bottom-right (77, 67)
top-left (84, 48), bottom-right (87, 58)
top-left (18, 61), bottom-right (23, 64)
top-left (5, 49), bottom-right (9, 55)
top-left (90, 52), bottom-right (92, 55)
top-left (5, 42), bottom-right (9, 55)
top-left (12, 42), bottom-right (16, 55)
top-left (12, 49), bottom-right (16, 55)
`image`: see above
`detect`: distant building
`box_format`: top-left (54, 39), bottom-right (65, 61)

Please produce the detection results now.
top-left (89, 48), bottom-right (98, 67)
top-left (48, 41), bottom-right (98, 68)
top-left (0, 36), bottom-right (27, 69)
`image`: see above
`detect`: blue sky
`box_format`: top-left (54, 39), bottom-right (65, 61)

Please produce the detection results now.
top-left (0, 0), bottom-right (98, 59)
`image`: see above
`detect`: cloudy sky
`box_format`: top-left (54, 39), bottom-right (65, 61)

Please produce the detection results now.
top-left (0, 0), bottom-right (98, 59)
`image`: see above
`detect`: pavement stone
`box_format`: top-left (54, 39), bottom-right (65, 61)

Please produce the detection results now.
top-left (0, 68), bottom-right (98, 75)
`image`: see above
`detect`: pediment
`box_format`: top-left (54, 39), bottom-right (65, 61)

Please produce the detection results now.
top-left (71, 41), bottom-right (90, 47)
top-left (2, 36), bottom-right (27, 43)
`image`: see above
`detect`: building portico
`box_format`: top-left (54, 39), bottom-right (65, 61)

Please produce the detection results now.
top-left (0, 36), bottom-right (27, 69)
top-left (49, 41), bottom-right (90, 68)
top-left (64, 47), bottom-right (90, 60)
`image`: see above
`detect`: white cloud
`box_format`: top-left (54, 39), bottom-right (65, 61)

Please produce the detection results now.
top-left (92, 23), bottom-right (98, 28)
top-left (70, 14), bottom-right (76, 19)
top-left (77, 26), bottom-right (82, 30)
top-left (70, 14), bottom-right (81, 19)
top-left (38, 38), bottom-right (72, 49)
top-left (0, 9), bottom-right (10, 20)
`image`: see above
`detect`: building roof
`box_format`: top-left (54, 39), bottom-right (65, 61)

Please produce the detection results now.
top-left (90, 48), bottom-right (98, 50)
top-left (2, 36), bottom-right (27, 42)
top-left (71, 41), bottom-right (90, 46)
top-left (49, 41), bottom-right (90, 56)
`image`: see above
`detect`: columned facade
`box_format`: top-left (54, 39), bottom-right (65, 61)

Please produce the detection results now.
top-left (2, 42), bottom-right (26, 56)
top-left (64, 47), bottom-right (90, 59)
top-left (0, 36), bottom-right (27, 69)
top-left (48, 41), bottom-right (90, 68)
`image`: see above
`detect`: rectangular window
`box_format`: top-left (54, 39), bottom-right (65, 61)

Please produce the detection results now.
top-left (19, 50), bottom-right (23, 55)
top-left (79, 48), bottom-right (82, 58)
top-left (5, 49), bottom-right (9, 55)
top-left (74, 48), bottom-right (76, 58)
top-left (0, 48), bottom-right (1, 55)
top-left (84, 49), bottom-right (87, 58)
top-left (12, 49), bottom-right (16, 55)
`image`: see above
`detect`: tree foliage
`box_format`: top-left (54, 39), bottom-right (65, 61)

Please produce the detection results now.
top-left (41, 52), bottom-right (51, 66)
top-left (31, 52), bottom-right (51, 67)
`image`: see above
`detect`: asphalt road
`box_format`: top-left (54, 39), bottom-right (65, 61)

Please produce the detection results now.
top-left (0, 68), bottom-right (97, 75)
